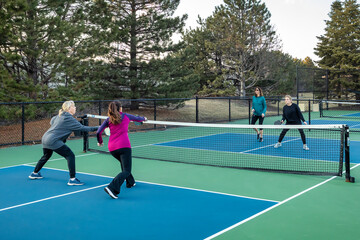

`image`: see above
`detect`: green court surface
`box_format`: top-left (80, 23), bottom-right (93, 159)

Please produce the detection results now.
top-left (1, 132), bottom-right (360, 239)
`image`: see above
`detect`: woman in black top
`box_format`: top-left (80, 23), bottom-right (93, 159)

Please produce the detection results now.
top-left (274, 95), bottom-right (309, 150)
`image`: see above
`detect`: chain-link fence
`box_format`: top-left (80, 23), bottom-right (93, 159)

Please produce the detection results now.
top-left (296, 66), bottom-right (360, 100)
top-left (0, 97), bottom-right (321, 147)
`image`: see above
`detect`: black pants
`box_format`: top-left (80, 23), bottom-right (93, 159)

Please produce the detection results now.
top-left (34, 145), bottom-right (76, 178)
top-left (278, 123), bottom-right (306, 144)
top-left (251, 115), bottom-right (264, 130)
top-left (108, 148), bottom-right (135, 195)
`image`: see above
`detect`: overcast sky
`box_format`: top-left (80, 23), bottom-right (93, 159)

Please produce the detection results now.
top-left (174, 0), bottom-right (354, 61)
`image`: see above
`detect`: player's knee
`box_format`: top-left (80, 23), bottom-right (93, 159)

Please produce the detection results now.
top-left (68, 152), bottom-right (75, 159)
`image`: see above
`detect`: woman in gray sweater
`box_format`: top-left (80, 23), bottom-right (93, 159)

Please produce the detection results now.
top-left (29, 101), bottom-right (98, 185)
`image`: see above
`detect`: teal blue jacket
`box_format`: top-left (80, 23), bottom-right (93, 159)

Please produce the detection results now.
top-left (252, 96), bottom-right (267, 116)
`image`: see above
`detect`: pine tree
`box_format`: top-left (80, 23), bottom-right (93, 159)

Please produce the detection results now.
top-left (314, 0), bottom-right (360, 100)
top-left (0, 0), bottom-right (113, 101)
top-left (93, 0), bottom-right (192, 108)
top-left (185, 0), bottom-right (281, 97)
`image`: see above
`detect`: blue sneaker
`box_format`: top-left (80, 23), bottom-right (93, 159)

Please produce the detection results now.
top-left (29, 172), bottom-right (43, 179)
top-left (67, 178), bottom-right (84, 186)
top-left (104, 187), bottom-right (118, 199)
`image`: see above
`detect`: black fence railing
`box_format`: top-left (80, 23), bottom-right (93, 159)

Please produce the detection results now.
top-left (0, 97), bottom-right (324, 147)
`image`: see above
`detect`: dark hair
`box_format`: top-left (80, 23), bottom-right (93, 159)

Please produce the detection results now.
top-left (254, 87), bottom-right (263, 97)
top-left (108, 101), bottom-right (122, 125)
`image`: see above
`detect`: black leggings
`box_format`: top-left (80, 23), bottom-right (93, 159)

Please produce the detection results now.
top-left (278, 124), bottom-right (306, 144)
top-left (108, 148), bottom-right (135, 195)
top-left (251, 115), bottom-right (264, 130)
top-left (34, 145), bottom-right (76, 178)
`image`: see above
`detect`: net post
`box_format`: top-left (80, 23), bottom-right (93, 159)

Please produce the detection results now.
top-left (83, 117), bottom-right (89, 153)
top-left (344, 125), bottom-right (355, 183)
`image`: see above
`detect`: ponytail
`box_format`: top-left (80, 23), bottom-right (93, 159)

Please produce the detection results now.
top-left (108, 101), bottom-right (122, 125)
top-left (59, 101), bottom-right (75, 116)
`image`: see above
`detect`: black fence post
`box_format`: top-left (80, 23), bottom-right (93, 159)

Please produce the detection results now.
top-left (196, 96), bottom-right (199, 123)
top-left (21, 103), bottom-right (25, 145)
top-left (308, 99), bottom-right (311, 124)
top-left (154, 99), bottom-right (157, 121)
top-left (153, 100), bottom-right (157, 129)
top-left (228, 98), bottom-right (231, 122)
top-left (98, 100), bottom-right (102, 125)
top-left (326, 69), bottom-right (329, 101)
top-left (296, 65), bottom-right (299, 103)
top-left (83, 118), bottom-right (89, 152)
top-left (277, 97), bottom-right (280, 116)
top-left (248, 99), bottom-right (251, 124)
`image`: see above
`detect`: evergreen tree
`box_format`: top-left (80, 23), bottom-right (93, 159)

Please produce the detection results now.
top-left (257, 51), bottom-right (301, 97)
top-left (0, 0), bottom-right (113, 102)
top-left (314, 0), bottom-right (360, 100)
top-left (93, 0), bottom-right (192, 108)
top-left (184, 0), bottom-right (281, 97)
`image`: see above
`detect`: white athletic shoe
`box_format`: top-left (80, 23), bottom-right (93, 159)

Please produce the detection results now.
top-left (104, 187), bottom-right (118, 199)
top-left (303, 145), bottom-right (309, 150)
top-left (274, 143), bottom-right (282, 148)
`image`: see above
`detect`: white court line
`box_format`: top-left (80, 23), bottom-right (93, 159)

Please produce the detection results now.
top-left (0, 165), bottom-right (278, 214)
top-left (136, 179), bottom-right (278, 203)
top-left (204, 163), bottom-right (360, 240)
top-left (0, 165), bottom-right (26, 170)
top-left (0, 183), bottom-right (107, 212)
top-left (150, 137), bottom-right (301, 153)
top-left (0, 152), bottom-right (100, 170)
top-left (21, 165), bottom-right (278, 204)
top-left (24, 152), bottom-right (99, 165)
top-left (241, 138), bottom-right (301, 153)
top-left (22, 165), bottom-right (114, 179)
top-left (147, 141), bottom-right (340, 164)
top-left (130, 133), bottom-right (222, 149)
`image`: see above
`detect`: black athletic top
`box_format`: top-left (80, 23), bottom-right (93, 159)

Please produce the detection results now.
top-left (281, 103), bottom-right (306, 124)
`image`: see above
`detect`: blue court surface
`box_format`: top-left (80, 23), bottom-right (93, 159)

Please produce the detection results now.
top-left (343, 112), bottom-right (360, 117)
top-left (0, 165), bottom-right (278, 240)
top-left (310, 119), bottom-right (360, 128)
top-left (155, 133), bottom-right (344, 162)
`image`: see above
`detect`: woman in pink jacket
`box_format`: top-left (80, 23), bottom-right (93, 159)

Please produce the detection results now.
top-left (97, 101), bottom-right (147, 199)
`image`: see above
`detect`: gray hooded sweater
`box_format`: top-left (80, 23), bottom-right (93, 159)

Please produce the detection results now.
top-left (42, 112), bottom-right (98, 150)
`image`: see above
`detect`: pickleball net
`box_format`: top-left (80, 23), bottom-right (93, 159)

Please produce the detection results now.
top-left (320, 100), bottom-right (360, 119)
top-left (82, 114), bottom-right (353, 181)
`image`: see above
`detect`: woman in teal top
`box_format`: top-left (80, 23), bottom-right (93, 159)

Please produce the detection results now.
top-left (251, 87), bottom-right (267, 142)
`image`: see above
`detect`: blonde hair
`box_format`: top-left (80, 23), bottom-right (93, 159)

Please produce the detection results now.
top-left (59, 100), bottom-right (75, 116)
top-left (284, 95), bottom-right (292, 101)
